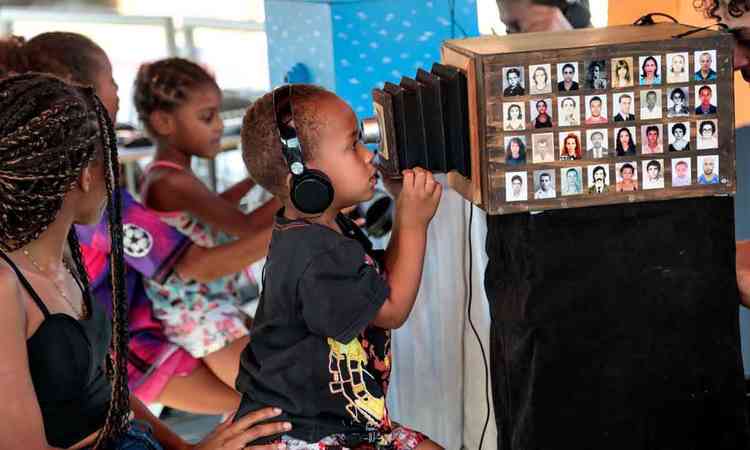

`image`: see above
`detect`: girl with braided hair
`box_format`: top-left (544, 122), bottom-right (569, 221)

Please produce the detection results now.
top-left (134, 57), bottom-right (279, 390)
top-left (0, 73), bottom-right (291, 450)
top-left (0, 32), bottom-right (269, 415)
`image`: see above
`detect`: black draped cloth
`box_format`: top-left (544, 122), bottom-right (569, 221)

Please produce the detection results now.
top-left (485, 197), bottom-right (748, 450)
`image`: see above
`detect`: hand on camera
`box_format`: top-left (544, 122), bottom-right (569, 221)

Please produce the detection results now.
top-left (395, 167), bottom-right (442, 229)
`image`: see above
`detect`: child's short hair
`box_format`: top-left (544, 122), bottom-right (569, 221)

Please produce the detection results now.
top-left (133, 57), bottom-right (218, 133)
top-left (241, 84), bottom-right (334, 199)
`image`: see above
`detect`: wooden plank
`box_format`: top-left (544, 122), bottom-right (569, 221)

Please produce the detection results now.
top-left (442, 46), bottom-right (483, 206)
top-left (465, 28), bottom-right (735, 215)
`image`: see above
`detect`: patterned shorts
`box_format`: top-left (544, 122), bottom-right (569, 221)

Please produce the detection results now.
top-left (279, 426), bottom-right (427, 450)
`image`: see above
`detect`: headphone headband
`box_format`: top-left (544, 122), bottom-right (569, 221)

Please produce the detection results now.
top-left (273, 85), bottom-right (305, 175)
top-left (272, 84), bottom-right (335, 215)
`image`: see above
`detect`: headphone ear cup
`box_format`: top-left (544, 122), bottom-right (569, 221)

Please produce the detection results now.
top-left (290, 169), bottom-right (334, 215)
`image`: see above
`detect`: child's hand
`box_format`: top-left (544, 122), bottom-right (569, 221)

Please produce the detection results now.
top-left (381, 174), bottom-right (404, 199)
top-left (396, 167), bottom-right (442, 229)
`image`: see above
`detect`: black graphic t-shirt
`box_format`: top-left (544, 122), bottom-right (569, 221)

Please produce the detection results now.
top-left (236, 210), bottom-right (393, 443)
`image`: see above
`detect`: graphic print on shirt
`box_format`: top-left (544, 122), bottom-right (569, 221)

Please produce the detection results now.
top-left (327, 337), bottom-right (385, 426)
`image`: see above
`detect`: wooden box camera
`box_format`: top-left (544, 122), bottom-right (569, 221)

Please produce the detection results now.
top-left (364, 23), bottom-right (736, 214)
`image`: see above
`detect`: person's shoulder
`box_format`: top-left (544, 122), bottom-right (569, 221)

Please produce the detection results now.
top-left (0, 260), bottom-right (25, 319)
top-left (274, 221), bottom-right (359, 259)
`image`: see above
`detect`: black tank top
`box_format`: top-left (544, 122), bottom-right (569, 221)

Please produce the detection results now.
top-left (0, 250), bottom-right (112, 448)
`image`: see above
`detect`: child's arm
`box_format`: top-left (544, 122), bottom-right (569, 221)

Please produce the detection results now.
top-left (219, 177), bottom-right (256, 206)
top-left (174, 223), bottom-right (273, 283)
top-left (143, 168), bottom-right (279, 238)
top-left (372, 168), bottom-right (442, 329)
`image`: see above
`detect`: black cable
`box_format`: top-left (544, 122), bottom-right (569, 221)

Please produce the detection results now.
top-left (465, 202), bottom-right (491, 450)
top-left (631, 11), bottom-right (729, 40)
top-left (633, 12), bottom-right (679, 26)
top-left (672, 22), bottom-right (728, 39)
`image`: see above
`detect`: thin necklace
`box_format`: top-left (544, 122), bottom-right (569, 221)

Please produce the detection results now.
top-left (22, 248), bottom-right (86, 319)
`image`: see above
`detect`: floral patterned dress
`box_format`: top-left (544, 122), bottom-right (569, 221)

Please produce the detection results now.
top-left (142, 161), bottom-right (261, 358)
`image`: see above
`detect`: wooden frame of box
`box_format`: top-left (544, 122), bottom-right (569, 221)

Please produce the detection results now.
top-left (442, 23), bottom-right (735, 215)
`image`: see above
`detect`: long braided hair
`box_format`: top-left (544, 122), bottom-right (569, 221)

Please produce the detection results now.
top-left (0, 73), bottom-right (129, 448)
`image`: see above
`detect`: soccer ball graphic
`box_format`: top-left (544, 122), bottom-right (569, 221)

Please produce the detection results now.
top-left (122, 223), bottom-right (153, 258)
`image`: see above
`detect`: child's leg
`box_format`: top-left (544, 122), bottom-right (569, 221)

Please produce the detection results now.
top-left (202, 334), bottom-right (250, 388)
top-left (156, 363), bottom-right (240, 414)
top-left (414, 440), bottom-right (443, 450)
top-left (391, 425), bottom-right (443, 450)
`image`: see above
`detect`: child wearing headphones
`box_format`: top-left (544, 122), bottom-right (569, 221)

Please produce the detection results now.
top-left (134, 57), bottom-right (280, 392)
top-left (234, 84), bottom-right (443, 450)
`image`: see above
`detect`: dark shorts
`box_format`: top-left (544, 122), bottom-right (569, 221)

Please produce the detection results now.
top-left (84, 421), bottom-right (163, 450)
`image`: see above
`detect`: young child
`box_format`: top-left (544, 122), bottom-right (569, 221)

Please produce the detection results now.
top-left (234, 84), bottom-right (443, 449)
top-left (135, 57), bottom-right (280, 389)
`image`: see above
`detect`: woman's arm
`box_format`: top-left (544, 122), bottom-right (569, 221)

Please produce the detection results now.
top-left (130, 394), bottom-right (189, 450)
top-left (0, 266), bottom-right (62, 450)
top-left (173, 219), bottom-right (273, 283)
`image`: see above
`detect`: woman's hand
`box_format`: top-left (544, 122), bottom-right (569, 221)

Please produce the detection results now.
top-left (186, 407), bottom-right (291, 450)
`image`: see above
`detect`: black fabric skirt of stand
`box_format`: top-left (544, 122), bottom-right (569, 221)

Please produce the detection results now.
top-left (485, 196), bottom-right (748, 450)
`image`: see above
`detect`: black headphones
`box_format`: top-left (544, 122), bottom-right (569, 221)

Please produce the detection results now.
top-left (273, 84), bottom-right (334, 215)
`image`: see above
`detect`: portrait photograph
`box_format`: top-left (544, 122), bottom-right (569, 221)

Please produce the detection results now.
top-left (611, 57), bottom-right (634, 88)
top-left (533, 169), bottom-right (556, 199)
top-left (503, 102), bottom-right (526, 131)
top-left (584, 95), bottom-right (608, 124)
top-left (506, 171), bottom-right (528, 201)
top-left (696, 119), bottom-right (719, 150)
top-left (559, 131), bottom-right (583, 161)
top-left (502, 66), bottom-right (526, 97)
top-left (640, 124), bottom-right (663, 154)
top-left (695, 84), bottom-right (717, 115)
top-left (531, 132), bottom-right (555, 163)
top-left (694, 49), bottom-right (718, 82)
top-left (557, 62), bottom-right (580, 92)
top-left (585, 60), bottom-right (608, 90)
top-left (585, 128), bottom-right (609, 159)
top-left (612, 92), bottom-right (635, 122)
top-left (614, 127), bottom-right (637, 157)
top-left (667, 122), bottom-right (691, 152)
top-left (504, 135), bottom-right (528, 166)
top-left (642, 159), bottom-right (665, 190)
top-left (666, 52), bottom-right (690, 84)
top-left (529, 64), bottom-right (552, 94)
top-left (529, 98), bottom-right (553, 129)
top-left (667, 87), bottom-right (690, 118)
top-left (615, 161), bottom-right (638, 192)
top-left (587, 164), bottom-right (610, 195)
top-left (557, 96), bottom-right (580, 127)
top-left (697, 154), bottom-right (720, 184)
top-left (561, 166), bottom-right (583, 196)
top-left (639, 89), bottom-right (662, 120)
top-left (671, 157), bottom-right (692, 187)
top-left (639, 55), bottom-right (662, 85)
